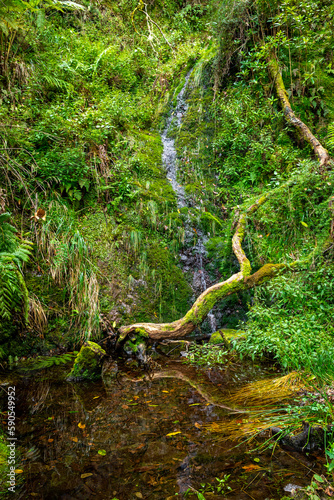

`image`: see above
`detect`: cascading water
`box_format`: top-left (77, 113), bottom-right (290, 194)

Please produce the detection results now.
top-left (161, 71), bottom-right (217, 333)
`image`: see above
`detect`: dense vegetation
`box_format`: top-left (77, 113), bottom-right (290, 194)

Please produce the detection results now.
top-left (1, 0), bottom-right (334, 496)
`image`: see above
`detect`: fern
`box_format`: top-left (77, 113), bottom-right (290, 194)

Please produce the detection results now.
top-left (21, 352), bottom-right (78, 371)
top-left (41, 74), bottom-right (74, 94)
top-left (327, 123), bottom-right (334, 148)
top-left (0, 213), bottom-right (32, 322)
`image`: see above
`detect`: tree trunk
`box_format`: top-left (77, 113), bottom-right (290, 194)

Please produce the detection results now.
top-left (267, 55), bottom-right (330, 167)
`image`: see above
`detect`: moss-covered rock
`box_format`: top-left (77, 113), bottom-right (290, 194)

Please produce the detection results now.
top-left (223, 329), bottom-right (247, 344)
top-left (209, 329), bottom-right (246, 346)
top-left (209, 331), bottom-right (225, 344)
top-left (67, 341), bottom-right (106, 382)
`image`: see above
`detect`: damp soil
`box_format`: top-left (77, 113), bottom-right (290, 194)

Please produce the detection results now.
top-left (0, 352), bottom-right (326, 500)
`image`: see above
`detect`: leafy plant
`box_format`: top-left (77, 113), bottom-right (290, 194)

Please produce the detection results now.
top-left (327, 123), bottom-right (334, 149)
top-left (0, 0), bottom-right (84, 87)
top-left (181, 476), bottom-right (232, 499)
top-left (325, 442), bottom-right (334, 475)
top-left (184, 343), bottom-right (229, 367)
top-left (234, 262), bottom-right (334, 380)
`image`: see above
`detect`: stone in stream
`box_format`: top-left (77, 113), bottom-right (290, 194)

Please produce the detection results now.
top-left (67, 341), bottom-right (106, 381)
top-left (271, 422), bottom-right (334, 453)
top-left (282, 479), bottom-right (334, 499)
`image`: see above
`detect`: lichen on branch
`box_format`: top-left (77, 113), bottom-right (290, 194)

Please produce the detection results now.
top-left (267, 55), bottom-right (330, 168)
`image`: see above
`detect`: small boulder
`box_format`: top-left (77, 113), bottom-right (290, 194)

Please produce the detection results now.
top-left (209, 331), bottom-right (225, 345)
top-left (67, 341), bottom-right (106, 382)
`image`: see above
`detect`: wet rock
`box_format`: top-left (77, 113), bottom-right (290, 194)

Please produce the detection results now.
top-left (123, 338), bottom-right (148, 365)
top-left (118, 302), bottom-right (132, 315)
top-left (271, 422), bottom-right (333, 453)
top-left (283, 483), bottom-right (302, 494)
top-left (285, 476), bottom-right (334, 499)
top-left (67, 341), bottom-right (106, 382)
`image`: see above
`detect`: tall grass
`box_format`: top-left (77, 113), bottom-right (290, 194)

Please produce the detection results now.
top-left (38, 202), bottom-right (100, 342)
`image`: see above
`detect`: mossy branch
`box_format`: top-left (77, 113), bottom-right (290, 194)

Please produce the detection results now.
top-left (117, 188), bottom-right (298, 342)
top-left (267, 55), bottom-right (331, 167)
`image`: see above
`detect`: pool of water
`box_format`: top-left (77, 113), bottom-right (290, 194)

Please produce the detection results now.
top-left (0, 352), bottom-right (325, 499)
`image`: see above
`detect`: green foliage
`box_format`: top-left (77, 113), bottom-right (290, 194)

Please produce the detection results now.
top-left (173, 4), bottom-right (209, 34)
top-left (325, 441), bottom-right (334, 474)
top-left (212, 88), bottom-right (300, 188)
top-left (20, 352), bottom-right (78, 370)
top-left (0, 212), bottom-right (32, 322)
top-left (234, 263), bottom-right (334, 379)
top-left (327, 123), bottom-right (334, 149)
top-left (185, 343), bottom-right (229, 367)
top-left (181, 476), bottom-right (232, 499)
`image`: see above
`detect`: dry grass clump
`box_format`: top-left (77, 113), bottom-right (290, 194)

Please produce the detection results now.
top-left (228, 371), bottom-right (309, 407)
top-left (205, 372), bottom-right (314, 444)
top-left (29, 293), bottom-right (48, 336)
top-left (37, 201), bottom-right (100, 341)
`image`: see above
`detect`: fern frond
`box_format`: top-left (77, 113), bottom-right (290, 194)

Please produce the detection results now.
top-left (92, 46), bottom-right (115, 75)
top-left (41, 74), bottom-right (74, 94)
top-left (0, 213), bottom-right (32, 322)
top-left (0, 263), bottom-right (23, 320)
top-left (327, 123), bottom-right (334, 148)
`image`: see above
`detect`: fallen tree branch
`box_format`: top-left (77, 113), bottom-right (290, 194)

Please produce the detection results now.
top-left (114, 361), bottom-right (243, 412)
top-left (118, 184), bottom-right (300, 342)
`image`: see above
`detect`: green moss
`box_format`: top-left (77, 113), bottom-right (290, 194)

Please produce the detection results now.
top-left (0, 432), bottom-right (8, 498)
top-left (127, 241), bottom-right (192, 324)
top-left (132, 130), bottom-right (176, 205)
top-left (222, 329), bottom-right (247, 346)
top-left (223, 329), bottom-right (246, 339)
top-left (134, 327), bottom-right (149, 338)
top-left (245, 263), bottom-right (285, 287)
top-left (67, 341), bottom-right (106, 381)
top-left (124, 336), bottom-right (144, 354)
top-left (183, 278), bottom-right (244, 326)
top-left (209, 331), bottom-right (224, 344)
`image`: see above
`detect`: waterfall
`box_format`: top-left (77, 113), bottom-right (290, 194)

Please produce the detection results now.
top-left (161, 71), bottom-right (217, 334)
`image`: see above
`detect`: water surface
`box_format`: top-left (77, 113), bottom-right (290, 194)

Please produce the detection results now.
top-left (1, 354), bottom-right (325, 499)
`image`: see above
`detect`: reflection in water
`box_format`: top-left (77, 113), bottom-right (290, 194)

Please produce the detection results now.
top-left (1, 357), bottom-right (325, 499)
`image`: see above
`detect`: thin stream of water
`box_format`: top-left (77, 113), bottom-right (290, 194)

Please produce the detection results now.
top-left (161, 71), bottom-right (216, 333)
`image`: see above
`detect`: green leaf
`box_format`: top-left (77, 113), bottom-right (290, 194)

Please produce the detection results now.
top-left (73, 190), bottom-right (82, 201)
